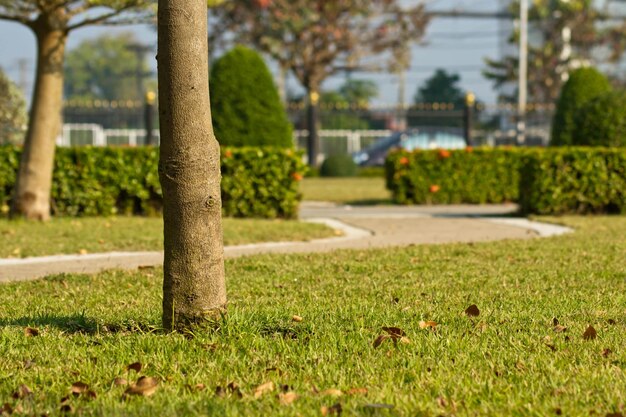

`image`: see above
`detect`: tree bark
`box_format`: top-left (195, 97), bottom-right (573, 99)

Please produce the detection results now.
top-left (10, 27), bottom-right (67, 221)
top-left (306, 89), bottom-right (320, 167)
top-left (158, 0), bottom-right (227, 331)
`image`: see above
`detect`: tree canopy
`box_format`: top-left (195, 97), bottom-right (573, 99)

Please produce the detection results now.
top-left (65, 32), bottom-right (155, 102)
top-left (0, 68), bottom-right (27, 145)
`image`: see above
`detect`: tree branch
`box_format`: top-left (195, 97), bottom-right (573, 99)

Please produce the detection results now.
top-left (67, 3), bottom-right (150, 31)
top-left (0, 11), bottom-right (32, 25)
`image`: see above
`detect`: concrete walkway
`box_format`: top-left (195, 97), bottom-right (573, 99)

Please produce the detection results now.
top-left (0, 203), bottom-right (572, 283)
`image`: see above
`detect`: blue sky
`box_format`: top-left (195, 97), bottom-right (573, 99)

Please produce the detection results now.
top-left (0, 0), bottom-right (508, 105)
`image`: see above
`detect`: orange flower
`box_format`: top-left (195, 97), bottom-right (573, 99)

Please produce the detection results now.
top-left (291, 172), bottom-right (303, 181)
top-left (465, 146), bottom-right (473, 153)
top-left (223, 150), bottom-right (233, 158)
top-left (438, 149), bottom-right (451, 159)
top-left (399, 156), bottom-right (410, 166)
top-left (429, 184), bottom-right (441, 193)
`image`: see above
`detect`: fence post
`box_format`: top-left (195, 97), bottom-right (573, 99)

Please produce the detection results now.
top-left (463, 92), bottom-right (475, 146)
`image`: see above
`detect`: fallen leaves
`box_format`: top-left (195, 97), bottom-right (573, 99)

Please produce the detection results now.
top-left (278, 391), bottom-right (298, 405)
top-left (583, 325), bottom-right (597, 340)
top-left (24, 327), bottom-right (39, 337)
top-left (11, 385), bottom-right (32, 399)
top-left (320, 389), bottom-right (343, 397)
top-left (126, 362), bottom-right (142, 373)
top-left (253, 381), bottom-right (275, 399)
top-left (419, 320), bottom-right (437, 330)
top-left (374, 327), bottom-right (411, 348)
top-left (292, 315), bottom-right (303, 323)
top-left (465, 304), bottom-right (480, 317)
top-left (321, 403), bottom-right (342, 416)
top-left (123, 376), bottom-right (159, 398)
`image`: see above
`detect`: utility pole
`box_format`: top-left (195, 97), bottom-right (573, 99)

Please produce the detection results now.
top-left (17, 59), bottom-right (29, 97)
top-left (517, 0), bottom-right (528, 145)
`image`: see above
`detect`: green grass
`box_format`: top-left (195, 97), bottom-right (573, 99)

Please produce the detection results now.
top-left (0, 217), bottom-right (335, 258)
top-left (1, 216), bottom-right (626, 416)
top-left (301, 177), bottom-right (390, 204)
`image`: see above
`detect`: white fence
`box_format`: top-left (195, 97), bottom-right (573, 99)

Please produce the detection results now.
top-left (57, 124), bottom-right (160, 147)
top-left (58, 124), bottom-right (392, 155)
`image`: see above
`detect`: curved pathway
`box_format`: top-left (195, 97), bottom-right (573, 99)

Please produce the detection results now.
top-left (0, 203), bottom-right (571, 283)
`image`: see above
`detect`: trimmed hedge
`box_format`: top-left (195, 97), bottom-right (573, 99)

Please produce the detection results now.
top-left (320, 154), bottom-right (358, 177)
top-left (572, 91), bottom-right (626, 147)
top-left (0, 146), bottom-right (306, 219)
top-left (385, 147), bottom-right (626, 215)
top-left (385, 148), bottom-right (524, 205)
top-left (519, 148), bottom-right (626, 214)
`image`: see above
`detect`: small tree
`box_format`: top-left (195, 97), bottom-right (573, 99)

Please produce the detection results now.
top-left (158, 0), bottom-right (227, 330)
top-left (210, 46), bottom-right (292, 147)
top-left (0, 68), bottom-right (27, 145)
top-left (551, 67), bottom-right (611, 146)
top-left (0, 0), bottom-right (152, 220)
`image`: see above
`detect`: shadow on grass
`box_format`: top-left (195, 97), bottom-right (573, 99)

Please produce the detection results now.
top-left (345, 198), bottom-right (393, 206)
top-left (0, 313), bottom-right (160, 335)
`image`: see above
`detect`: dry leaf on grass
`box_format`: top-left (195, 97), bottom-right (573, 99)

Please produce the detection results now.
top-left (602, 348), bottom-right (613, 358)
top-left (583, 325), bottom-right (597, 340)
top-left (465, 304), bottom-right (480, 317)
top-left (278, 391), bottom-right (298, 405)
top-left (124, 376), bottom-right (159, 397)
top-left (126, 362), bottom-right (142, 373)
top-left (346, 387), bottom-right (368, 395)
top-left (419, 321), bottom-right (437, 330)
top-left (554, 325), bottom-right (567, 333)
top-left (60, 404), bottom-right (74, 413)
top-left (71, 382), bottom-right (89, 396)
top-left (320, 389), bottom-right (343, 397)
top-left (321, 403), bottom-right (342, 416)
top-left (24, 327), bottom-right (39, 337)
top-left (373, 334), bottom-right (389, 348)
top-left (113, 377), bottom-right (128, 386)
top-left (12, 384), bottom-right (33, 399)
top-left (254, 381), bottom-right (274, 399)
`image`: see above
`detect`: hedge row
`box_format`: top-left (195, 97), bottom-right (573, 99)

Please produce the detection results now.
top-left (386, 147), bottom-right (626, 214)
top-left (519, 148), bottom-right (626, 214)
top-left (0, 146), bottom-right (306, 219)
top-left (385, 148), bottom-right (524, 205)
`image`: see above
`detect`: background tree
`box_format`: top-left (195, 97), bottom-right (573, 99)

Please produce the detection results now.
top-left (210, 46), bottom-right (292, 147)
top-left (0, 0), bottom-right (152, 220)
top-left (158, 0), bottom-right (226, 331)
top-left (414, 69), bottom-right (465, 107)
top-left (0, 68), bottom-right (28, 145)
top-left (412, 68), bottom-right (468, 128)
top-left (316, 79), bottom-right (377, 130)
top-left (484, 0), bottom-right (600, 103)
top-left (218, 0), bottom-right (429, 166)
top-left (65, 32), bottom-right (155, 102)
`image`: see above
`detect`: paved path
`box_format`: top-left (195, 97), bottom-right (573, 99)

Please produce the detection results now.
top-left (0, 203), bottom-right (572, 283)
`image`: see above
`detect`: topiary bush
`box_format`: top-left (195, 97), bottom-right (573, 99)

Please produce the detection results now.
top-left (572, 91), bottom-right (626, 147)
top-left (0, 146), bottom-right (306, 219)
top-left (320, 154), bottom-right (358, 177)
top-left (551, 67), bottom-right (612, 146)
top-left (210, 46), bottom-right (293, 148)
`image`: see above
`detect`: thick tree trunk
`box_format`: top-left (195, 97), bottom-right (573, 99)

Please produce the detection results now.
top-left (10, 28), bottom-right (67, 221)
top-left (158, 0), bottom-right (227, 331)
top-left (306, 89), bottom-right (320, 167)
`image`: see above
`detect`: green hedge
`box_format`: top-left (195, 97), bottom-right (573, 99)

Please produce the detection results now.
top-left (519, 148), bottom-right (626, 214)
top-left (0, 146), bottom-right (306, 219)
top-left (385, 148), bottom-right (524, 205)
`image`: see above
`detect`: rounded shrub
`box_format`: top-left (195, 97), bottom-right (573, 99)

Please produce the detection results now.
top-left (210, 46), bottom-right (293, 147)
top-left (320, 154), bottom-right (358, 177)
top-left (572, 90), bottom-right (626, 147)
top-left (551, 67), bottom-right (611, 146)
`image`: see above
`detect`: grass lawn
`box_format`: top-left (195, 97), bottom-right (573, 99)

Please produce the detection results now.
top-left (1, 216), bottom-right (626, 416)
top-left (301, 177), bottom-right (390, 204)
top-left (0, 217), bottom-right (335, 258)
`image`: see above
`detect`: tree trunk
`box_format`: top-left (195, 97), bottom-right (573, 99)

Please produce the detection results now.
top-left (10, 27), bottom-right (67, 221)
top-left (158, 0), bottom-right (227, 331)
top-left (306, 89), bottom-right (320, 167)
